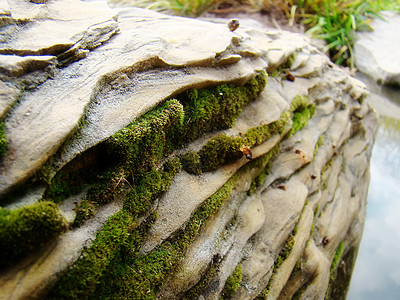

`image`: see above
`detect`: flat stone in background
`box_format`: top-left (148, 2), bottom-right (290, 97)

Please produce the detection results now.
top-left (354, 11), bottom-right (400, 86)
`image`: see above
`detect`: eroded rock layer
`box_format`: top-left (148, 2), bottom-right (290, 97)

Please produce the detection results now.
top-left (0, 1), bottom-right (378, 300)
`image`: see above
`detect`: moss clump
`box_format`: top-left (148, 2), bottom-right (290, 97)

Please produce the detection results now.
top-left (175, 70), bottom-right (267, 144)
top-left (44, 169), bottom-right (86, 203)
top-left (330, 242), bottom-right (344, 281)
top-left (82, 173), bottom-right (238, 299)
top-left (314, 135), bottom-right (324, 157)
top-left (48, 210), bottom-right (135, 299)
top-left (185, 264), bottom-right (218, 299)
top-left (43, 71), bottom-right (267, 206)
top-left (182, 112), bottom-right (288, 174)
top-left (256, 231), bottom-right (296, 299)
top-left (0, 121), bottom-right (7, 158)
top-left (325, 242), bottom-right (344, 299)
top-left (181, 150), bottom-right (202, 174)
top-left (50, 144), bottom-right (280, 299)
top-left (248, 170), bottom-right (268, 196)
top-left (0, 201), bottom-right (67, 269)
top-left (124, 157), bottom-right (181, 218)
top-left (72, 199), bottom-right (97, 227)
top-left (288, 95), bottom-right (316, 137)
top-left (107, 99), bottom-right (184, 172)
top-left (221, 264), bottom-right (243, 299)
top-left (47, 72), bottom-right (269, 298)
top-left (247, 143), bottom-right (281, 196)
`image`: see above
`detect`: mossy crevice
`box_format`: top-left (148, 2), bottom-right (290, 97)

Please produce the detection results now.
top-left (49, 170), bottom-right (239, 299)
top-left (314, 135), bottom-right (324, 157)
top-left (221, 264), bottom-right (243, 299)
top-left (47, 72), bottom-right (269, 299)
top-left (325, 241), bottom-right (344, 299)
top-left (255, 227), bottom-right (297, 299)
top-left (174, 70), bottom-right (267, 145)
top-left (0, 201), bottom-right (67, 269)
top-left (48, 144), bottom-right (280, 299)
top-left (182, 112), bottom-right (289, 174)
top-left (0, 120), bottom-right (7, 158)
top-left (42, 71), bottom-right (267, 207)
top-left (288, 95), bottom-right (316, 137)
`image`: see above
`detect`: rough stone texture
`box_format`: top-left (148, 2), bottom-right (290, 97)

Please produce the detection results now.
top-left (354, 11), bottom-right (400, 86)
top-left (0, 1), bottom-right (378, 300)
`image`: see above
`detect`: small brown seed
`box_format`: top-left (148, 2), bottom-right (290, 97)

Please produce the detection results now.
top-left (228, 19), bottom-right (240, 32)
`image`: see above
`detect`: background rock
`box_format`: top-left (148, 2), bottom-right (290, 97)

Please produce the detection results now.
top-left (354, 11), bottom-right (400, 86)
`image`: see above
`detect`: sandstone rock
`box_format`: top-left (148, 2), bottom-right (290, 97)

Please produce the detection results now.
top-left (354, 11), bottom-right (400, 86)
top-left (0, 3), bottom-right (378, 300)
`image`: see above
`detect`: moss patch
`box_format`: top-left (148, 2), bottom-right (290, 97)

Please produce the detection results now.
top-left (182, 112), bottom-right (289, 174)
top-left (184, 264), bottom-right (218, 299)
top-left (175, 70), bottom-right (267, 145)
top-left (0, 120), bottom-right (7, 158)
top-left (49, 144), bottom-right (280, 299)
top-left (0, 201), bottom-right (67, 269)
top-left (50, 172), bottom-right (238, 299)
top-left (43, 71), bottom-right (267, 208)
top-left (221, 264), bottom-right (243, 299)
top-left (46, 72), bottom-right (269, 298)
top-left (325, 242), bottom-right (344, 299)
top-left (314, 135), bottom-right (324, 157)
top-left (288, 95), bottom-right (316, 137)
top-left (255, 230), bottom-right (296, 299)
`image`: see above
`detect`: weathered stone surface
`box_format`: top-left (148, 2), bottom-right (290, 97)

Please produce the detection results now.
top-left (0, 3), bottom-right (266, 196)
top-left (354, 11), bottom-right (400, 86)
top-left (0, 3), bottom-right (378, 300)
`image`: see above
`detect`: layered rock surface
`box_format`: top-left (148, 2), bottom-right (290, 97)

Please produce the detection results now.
top-left (0, 1), bottom-right (378, 300)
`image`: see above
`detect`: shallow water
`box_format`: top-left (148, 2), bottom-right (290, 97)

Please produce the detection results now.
top-left (347, 78), bottom-right (400, 299)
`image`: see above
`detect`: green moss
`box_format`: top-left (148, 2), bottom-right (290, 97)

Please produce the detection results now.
top-left (182, 112), bottom-right (288, 174)
top-left (107, 99), bottom-right (184, 171)
top-left (0, 201), bottom-right (67, 269)
top-left (181, 150), bottom-right (202, 174)
top-left (0, 120), bottom-right (7, 158)
top-left (330, 242), bottom-right (344, 279)
top-left (314, 135), bottom-right (324, 157)
top-left (49, 166), bottom-right (238, 299)
top-left (248, 171), bottom-right (267, 196)
top-left (72, 199), bottom-right (97, 227)
top-left (185, 264), bottom-right (218, 299)
top-left (175, 70), bottom-right (267, 144)
top-left (256, 230), bottom-right (296, 299)
top-left (325, 242), bottom-right (344, 299)
top-left (92, 172), bottom-right (238, 299)
top-left (49, 146), bottom-right (280, 299)
top-left (321, 157), bottom-right (334, 182)
top-left (44, 169), bottom-right (86, 203)
top-left (47, 72), bottom-right (270, 298)
top-left (48, 210), bottom-right (136, 299)
top-left (288, 95), bottom-right (316, 137)
top-left (124, 157), bottom-right (181, 218)
top-left (221, 264), bottom-right (243, 299)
